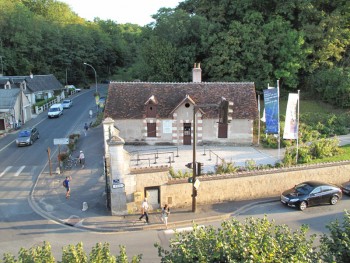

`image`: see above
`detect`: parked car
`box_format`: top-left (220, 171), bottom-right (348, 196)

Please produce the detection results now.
top-left (340, 180), bottom-right (350, 195)
top-left (65, 85), bottom-right (81, 94)
top-left (48, 104), bottom-right (63, 118)
top-left (62, 99), bottom-right (73, 109)
top-left (16, 127), bottom-right (39, 146)
top-left (280, 181), bottom-right (342, 211)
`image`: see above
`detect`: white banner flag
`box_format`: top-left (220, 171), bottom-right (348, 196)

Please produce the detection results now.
top-left (283, 93), bottom-right (299, 140)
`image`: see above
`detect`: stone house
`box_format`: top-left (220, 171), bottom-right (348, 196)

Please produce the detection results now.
top-left (0, 89), bottom-right (31, 133)
top-left (0, 74), bottom-right (64, 106)
top-left (104, 65), bottom-right (258, 146)
top-left (102, 65), bottom-right (259, 215)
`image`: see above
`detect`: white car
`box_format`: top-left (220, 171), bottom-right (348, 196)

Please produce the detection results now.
top-left (62, 99), bottom-right (73, 109)
top-left (48, 104), bottom-right (63, 118)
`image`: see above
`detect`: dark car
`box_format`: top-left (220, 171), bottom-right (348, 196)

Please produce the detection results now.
top-left (340, 181), bottom-right (350, 195)
top-left (280, 181), bottom-right (342, 211)
top-left (15, 127), bottom-right (39, 146)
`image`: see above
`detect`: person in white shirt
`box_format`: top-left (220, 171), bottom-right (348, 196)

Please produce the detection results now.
top-left (79, 150), bottom-right (85, 168)
top-left (139, 198), bottom-right (149, 223)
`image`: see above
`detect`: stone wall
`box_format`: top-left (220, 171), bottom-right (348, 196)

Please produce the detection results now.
top-left (159, 161), bottom-right (350, 208)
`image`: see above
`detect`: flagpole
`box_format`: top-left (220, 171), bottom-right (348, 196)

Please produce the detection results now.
top-left (277, 79), bottom-right (280, 160)
top-left (296, 90), bottom-right (300, 163)
top-left (258, 94), bottom-right (260, 146)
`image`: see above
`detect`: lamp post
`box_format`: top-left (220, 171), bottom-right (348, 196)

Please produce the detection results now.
top-left (191, 103), bottom-right (219, 212)
top-left (0, 56), bottom-right (4, 76)
top-left (83, 62), bottom-right (97, 94)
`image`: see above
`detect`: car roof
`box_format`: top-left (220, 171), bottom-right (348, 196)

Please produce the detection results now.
top-left (301, 181), bottom-right (329, 187)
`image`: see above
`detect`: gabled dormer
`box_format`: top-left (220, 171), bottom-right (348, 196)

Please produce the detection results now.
top-left (170, 94), bottom-right (205, 116)
top-left (144, 95), bottom-right (158, 118)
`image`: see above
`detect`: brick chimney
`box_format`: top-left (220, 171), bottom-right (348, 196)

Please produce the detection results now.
top-left (192, 63), bottom-right (202, 83)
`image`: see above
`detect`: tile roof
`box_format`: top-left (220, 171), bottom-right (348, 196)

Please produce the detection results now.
top-left (104, 82), bottom-right (258, 120)
top-left (0, 74), bottom-right (63, 92)
top-left (0, 89), bottom-right (20, 109)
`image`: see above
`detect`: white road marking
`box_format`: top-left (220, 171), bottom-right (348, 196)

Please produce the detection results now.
top-left (0, 166), bottom-right (13, 177)
top-left (14, 166), bottom-right (25, 176)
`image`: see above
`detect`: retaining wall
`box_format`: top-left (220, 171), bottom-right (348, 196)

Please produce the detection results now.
top-left (159, 161), bottom-right (350, 208)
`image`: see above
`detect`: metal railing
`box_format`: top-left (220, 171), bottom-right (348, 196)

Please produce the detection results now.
top-left (129, 146), bottom-right (179, 167)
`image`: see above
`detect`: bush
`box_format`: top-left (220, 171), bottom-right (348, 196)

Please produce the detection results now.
top-left (155, 217), bottom-right (319, 262)
top-left (169, 167), bottom-right (192, 178)
top-left (309, 138), bottom-right (342, 159)
top-left (320, 210), bottom-right (350, 263)
top-left (215, 161), bottom-right (238, 174)
top-left (58, 152), bottom-right (69, 162)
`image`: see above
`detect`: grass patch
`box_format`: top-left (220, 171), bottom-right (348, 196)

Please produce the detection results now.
top-left (307, 144), bottom-right (350, 164)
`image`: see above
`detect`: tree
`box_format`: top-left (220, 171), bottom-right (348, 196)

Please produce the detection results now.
top-left (155, 216), bottom-right (320, 262)
top-left (320, 210), bottom-right (350, 263)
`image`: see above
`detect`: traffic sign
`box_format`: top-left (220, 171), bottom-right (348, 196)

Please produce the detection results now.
top-left (112, 183), bottom-right (125, 189)
top-left (194, 179), bottom-right (200, 190)
top-left (53, 138), bottom-right (69, 145)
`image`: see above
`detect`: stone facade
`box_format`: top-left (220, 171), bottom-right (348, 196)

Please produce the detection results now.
top-left (103, 119), bottom-right (350, 214)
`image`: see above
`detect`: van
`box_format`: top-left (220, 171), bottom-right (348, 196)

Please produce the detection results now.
top-left (48, 104), bottom-right (63, 118)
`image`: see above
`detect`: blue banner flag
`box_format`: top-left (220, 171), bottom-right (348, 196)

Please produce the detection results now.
top-left (263, 88), bottom-right (279, 134)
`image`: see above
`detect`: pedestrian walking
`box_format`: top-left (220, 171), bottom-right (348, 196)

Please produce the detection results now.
top-left (139, 198), bottom-right (149, 223)
top-left (79, 150), bottom-right (85, 168)
top-left (84, 122), bottom-right (89, 136)
top-left (161, 204), bottom-right (170, 229)
top-left (63, 176), bottom-right (71, 199)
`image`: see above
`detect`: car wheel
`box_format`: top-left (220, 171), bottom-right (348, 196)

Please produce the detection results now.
top-left (30, 140), bottom-right (33, 145)
top-left (299, 201), bottom-right (307, 211)
top-left (37, 134), bottom-right (40, 139)
top-left (330, 195), bottom-right (339, 205)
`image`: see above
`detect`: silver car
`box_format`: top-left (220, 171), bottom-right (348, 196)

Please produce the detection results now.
top-left (16, 127), bottom-right (40, 146)
top-left (62, 99), bottom-right (73, 109)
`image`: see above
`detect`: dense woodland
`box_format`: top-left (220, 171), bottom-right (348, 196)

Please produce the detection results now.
top-left (1, 0), bottom-right (350, 105)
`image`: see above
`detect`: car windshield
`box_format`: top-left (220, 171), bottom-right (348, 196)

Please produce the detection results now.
top-left (295, 183), bottom-right (313, 194)
top-left (19, 131), bottom-right (30, 137)
top-left (49, 108), bottom-right (59, 112)
top-left (63, 100), bottom-right (70, 103)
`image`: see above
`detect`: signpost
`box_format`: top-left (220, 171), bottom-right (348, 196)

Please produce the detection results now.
top-left (54, 138), bottom-right (69, 171)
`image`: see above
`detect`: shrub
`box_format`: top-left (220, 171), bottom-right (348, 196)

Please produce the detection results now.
top-left (58, 152), bottom-right (69, 162)
top-left (155, 217), bottom-right (319, 262)
top-left (215, 161), bottom-right (238, 174)
top-left (245, 159), bottom-right (257, 171)
top-left (320, 210), bottom-right (350, 263)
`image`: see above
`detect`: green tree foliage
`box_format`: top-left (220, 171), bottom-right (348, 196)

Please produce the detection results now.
top-left (320, 210), bottom-right (350, 263)
top-left (155, 217), bottom-right (320, 262)
top-left (2, 242), bottom-right (141, 263)
top-left (0, 0), bottom-right (140, 85)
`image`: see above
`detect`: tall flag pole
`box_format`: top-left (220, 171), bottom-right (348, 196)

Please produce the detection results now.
top-left (296, 90), bottom-right (300, 163)
top-left (277, 79), bottom-right (280, 160)
top-left (258, 94), bottom-right (261, 146)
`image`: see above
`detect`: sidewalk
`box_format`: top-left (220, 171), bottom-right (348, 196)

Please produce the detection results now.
top-left (21, 115), bottom-right (350, 232)
top-left (29, 124), bottom-right (279, 232)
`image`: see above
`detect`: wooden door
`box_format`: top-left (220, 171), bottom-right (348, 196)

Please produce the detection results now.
top-left (183, 123), bottom-right (191, 145)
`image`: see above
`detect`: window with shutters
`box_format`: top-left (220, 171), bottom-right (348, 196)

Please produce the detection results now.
top-left (147, 123), bottom-right (156, 137)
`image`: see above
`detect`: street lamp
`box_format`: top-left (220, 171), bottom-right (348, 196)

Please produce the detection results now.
top-left (83, 62), bottom-right (97, 94)
top-left (0, 56), bottom-right (4, 76)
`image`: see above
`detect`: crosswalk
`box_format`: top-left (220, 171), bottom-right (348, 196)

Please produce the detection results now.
top-left (0, 165), bottom-right (33, 178)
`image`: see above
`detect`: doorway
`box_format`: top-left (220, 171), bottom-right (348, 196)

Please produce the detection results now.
top-left (145, 187), bottom-right (160, 210)
top-left (183, 123), bottom-right (191, 145)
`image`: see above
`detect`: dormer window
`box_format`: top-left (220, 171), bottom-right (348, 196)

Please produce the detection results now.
top-left (146, 105), bottom-right (157, 118)
top-left (145, 95), bottom-right (158, 118)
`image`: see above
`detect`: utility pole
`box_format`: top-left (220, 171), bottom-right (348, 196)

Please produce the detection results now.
top-left (191, 103), bottom-right (219, 212)
top-left (192, 107), bottom-right (197, 212)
